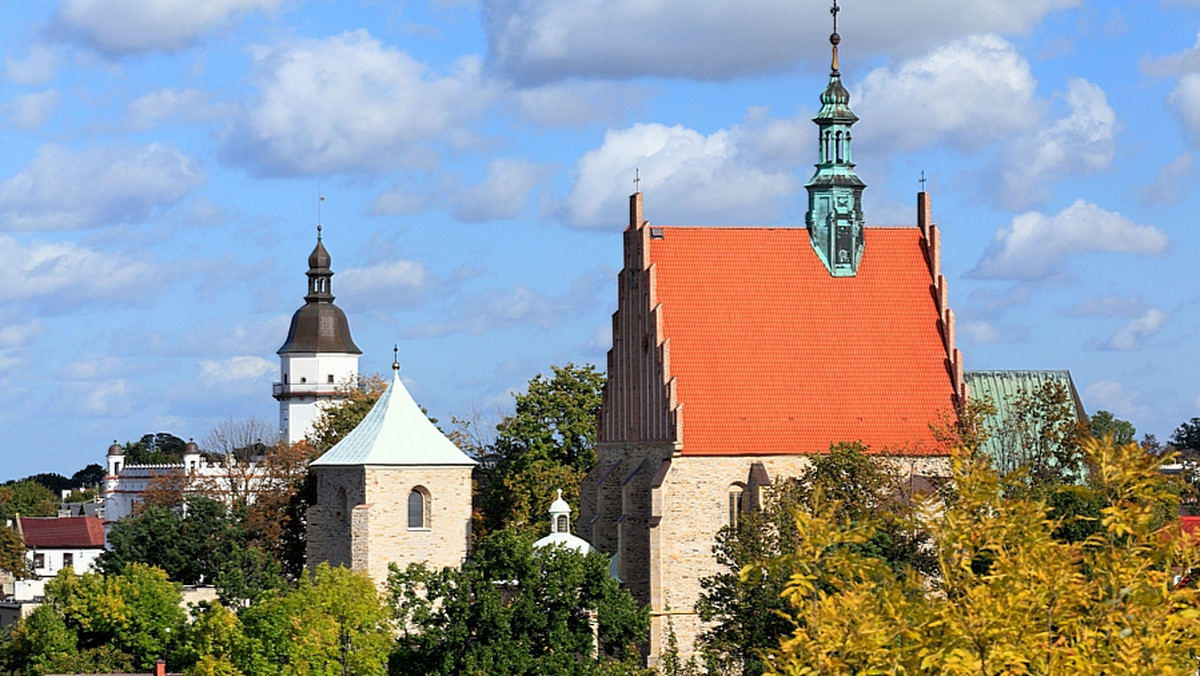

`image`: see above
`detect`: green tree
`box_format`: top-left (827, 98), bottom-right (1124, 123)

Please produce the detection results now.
top-left (0, 479), bottom-right (57, 525)
top-left (478, 363), bottom-right (605, 535)
top-left (991, 380), bottom-right (1088, 495)
top-left (5, 563), bottom-right (187, 674)
top-left (695, 442), bottom-right (933, 675)
top-left (241, 563), bottom-right (392, 676)
top-left (1088, 409), bottom-right (1136, 445)
top-left (125, 432), bottom-right (189, 465)
top-left (71, 463), bottom-right (107, 489)
top-left (0, 525), bottom-right (30, 580)
top-left (1170, 416), bottom-right (1200, 451)
top-left (388, 527), bottom-right (647, 675)
top-left (307, 374), bottom-right (389, 454)
top-left (761, 438), bottom-right (1200, 675)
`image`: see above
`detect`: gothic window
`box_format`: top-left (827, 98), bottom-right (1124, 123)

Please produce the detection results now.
top-left (728, 484), bottom-right (745, 528)
top-left (409, 487), bottom-right (431, 529)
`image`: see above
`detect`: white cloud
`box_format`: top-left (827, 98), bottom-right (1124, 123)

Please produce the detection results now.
top-left (993, 79), bottom-right (1116, 209)
top-left (3, 45), bottom-right (60, 84)
top-left (372, 182), bottom-right (433, 216)
top-left (1139, 152), bottom-right (1195, 206)
top-left (1084, 379), bottom-right (1150, 420)
top-left (973, 200), bottom-right (1169, 280)
top-left (59, 355), bottom-right (132, 380)
top-left (0, 236), bottom-right (160, 307)
top-left (0, 143), bottom-right (204, 231)
top-left (484, 0), bottom-right (1079, 83)
top-left (855, 35), bottom-right (1039, 153)
top-left (512, 80), bottom-right (653, 128)
top-left (1103, 309), bottom-right (1168, 350)
top-left (338, 260), bottom-right (438, 308)
top-left (1065, 293), bottom-right (1145, 318)
top-left (1168, 74), bottom-right (1200, 146)
top-left (961, 320), bottom-right (1001, 344)
top-left (199, 356), bottom-right (275, 385)
top-left (224, 30), bottom-right (497, 176)
top-left (561, 121), bottom-right (799, 229)
top-left (3, 90), bottom-right (60, 130)
top-left (0, 320), bottom-right (45, 349)
top-left (53, 0), bottom-right (283, 55)
top-left (74, 379), bottom-right (133, 417)
top-left (126, 89), bottom-right (227, 130)
top-left (451, 158), bottom-right (551, 222)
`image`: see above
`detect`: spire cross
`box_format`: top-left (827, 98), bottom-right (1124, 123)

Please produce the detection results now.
top-left (633, 168), bottom-right (641, 192)
top-left (393, 344), bottom-right (400, 372)
top-left (317, 192), bottom-right (325, 241)
top-left (920, 170), bottom-right (927, 191)
top-left (831, 0), bottom-right (839, 33)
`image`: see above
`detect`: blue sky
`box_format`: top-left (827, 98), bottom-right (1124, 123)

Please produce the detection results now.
top-left (1, 0), bottom-right (1198, 480)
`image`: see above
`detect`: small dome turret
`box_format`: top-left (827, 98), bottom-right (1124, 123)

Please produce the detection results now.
top-left (107, 440), bottom-right (123, 457)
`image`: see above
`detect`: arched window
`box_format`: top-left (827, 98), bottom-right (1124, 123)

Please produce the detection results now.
top-left (835, 131), bottom-right (843, 162)
top-left (556, 514), bottom-right (569, 533)
top-left (408, 487), bottom-right (430, 529)
top-left (728, 484), bottom-right (745, 528)
top-left (823, 131), bottom-right (832, 162)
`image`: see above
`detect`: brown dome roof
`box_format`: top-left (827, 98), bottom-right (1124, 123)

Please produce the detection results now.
top-left (278, 302), bottom-right (362, 354)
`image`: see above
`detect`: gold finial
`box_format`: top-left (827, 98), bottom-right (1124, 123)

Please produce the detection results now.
top-left (830, 0), bottom-right (841, 73)
top-left (392, 344), bottom-right (400, 372)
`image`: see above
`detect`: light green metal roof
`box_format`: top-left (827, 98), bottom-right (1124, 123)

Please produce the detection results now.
top-left (310, 368), bottom-right (476, 467)
top-left (964, 370), bottom-right (1088, 461)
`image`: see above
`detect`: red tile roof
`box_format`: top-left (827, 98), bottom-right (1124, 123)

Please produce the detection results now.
top-left (648, 226), bottom-right (956, 456)
top-left (20, 515), bottom-right (105, 548)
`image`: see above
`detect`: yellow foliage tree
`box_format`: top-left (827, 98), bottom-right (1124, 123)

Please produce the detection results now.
top-left (762, 438), bottom-right (1200, 675)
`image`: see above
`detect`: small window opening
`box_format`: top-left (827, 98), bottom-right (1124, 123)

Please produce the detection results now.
top-left (327, 374), bottom-right (335, 384)
top-left (650, 227), bottom-right (664, 239)
top-left (63, 553), bottom-right (74, 569)
top-left (408, 487), bottom-right (430, 529)
top-left (728, 485), bottom-right (745, 528)
top-left (556, 514), bottom-right (569, 533)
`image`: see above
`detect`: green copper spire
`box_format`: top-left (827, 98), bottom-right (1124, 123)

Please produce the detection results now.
top-left (805, 0), bottom-right (867, 277)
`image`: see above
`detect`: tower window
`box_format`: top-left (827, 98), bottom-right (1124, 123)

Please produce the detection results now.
top-left (283, 374), bottom-right (288, 384)
top-left (835, 131), bottom-right (843, 162)
top-left (300, 377), bottom-right (307, 383)
top-left (408, 487), bottom-right (431, 529)
top-left (556, 514), bottom-right (569, 533)
top-left (328, 374), bottom-right (335, 384)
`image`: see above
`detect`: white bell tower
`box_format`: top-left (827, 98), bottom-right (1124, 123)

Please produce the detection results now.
top-left (273, 225), bottom-right (361, 445)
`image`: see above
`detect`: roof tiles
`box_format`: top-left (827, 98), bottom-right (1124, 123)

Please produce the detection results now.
top-left (647, 226), bottom-right (956, 456)
top-left (19, 515), bottom-right (105, 548)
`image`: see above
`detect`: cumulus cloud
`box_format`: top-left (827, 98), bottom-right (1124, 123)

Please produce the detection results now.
top-left (70, 379), bottom-right (133, 417)
top-left (560, 121), bottom-right (799, 229)
top-left (972, 200), bottom-right (1169, 280)
top-left (855, 35), bottom-right (1039, 154)
top-left (1065, 293), bottom-right (1145, 318)
top-left (1168, 74), bottom-right (1200, 146)
top-left (199, 356), bottom-right (275, 385)
top-left (961, 320), bottom-right (1001, 344)
top-left (0, 236), bottom-right (159, 308)
top-left (52, 0), bottom-right (283, 55)
top-left (512, 80), bottom-right (654, 128)
top-left (0, 320), bottom-right (45, 349)
top-left (992, 79), bottom-right (1116, 209)
top-left (484, 0), bottom-right (1079, 83)
top-left (4, 45), bottom-right (60, 84)
top-left (126, 88), bottom-right (228, 130)
top-left (1084, 379), bottom-right (1150, 420)
top-left (223, 30), bottom-right (497, 176)
top-left (3, 90), bottom-right (60, 130)
top-left (59, 355), bottom-right (134, 380)
top-left (0, 143), bottom-right (204, 231)
top-left (406, 267), bottom-right (609, 336)
top-left (1139, 152), bottom-right (1195, 206)
top-left (451, 158), bottom-right (552, 222)
top-left (338, 259), bottom-right (439, 309)
top-left (1103, 309), bottom-right (1168, 350)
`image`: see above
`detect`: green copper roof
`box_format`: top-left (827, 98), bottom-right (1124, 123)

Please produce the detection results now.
top-left (964, 370), bottom-right (1088, 462)
top-left (310, 367), bottom-right (475, 467)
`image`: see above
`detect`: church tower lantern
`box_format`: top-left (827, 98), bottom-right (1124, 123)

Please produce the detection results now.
top-left (805, 0), bottom-right (867, 277)
top-left (274, 224), bottom-right (362, 445)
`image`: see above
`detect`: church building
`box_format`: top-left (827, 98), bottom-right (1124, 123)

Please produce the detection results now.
top-left (579, 11), bottom-right (966, 663)
top-left (306, 354), bottom-right (476, 586)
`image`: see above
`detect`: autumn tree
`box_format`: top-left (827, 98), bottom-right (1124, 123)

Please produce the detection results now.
top-left (989, 380), bottom-right (1088, 495)
top-left (477, 363), bottom-right (605, 535)
top-left (388, 527), bottom-right (647, 675)
top-left (761, 438), bottom-right (1200, 675)
top-left (695, 442), bottom-right (933, 675)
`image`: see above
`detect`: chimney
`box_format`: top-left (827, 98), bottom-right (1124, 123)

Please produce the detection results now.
top-left (629, 192), bottom-right (643, 230)
top-left (155, 659), bottom-right (166, 676)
